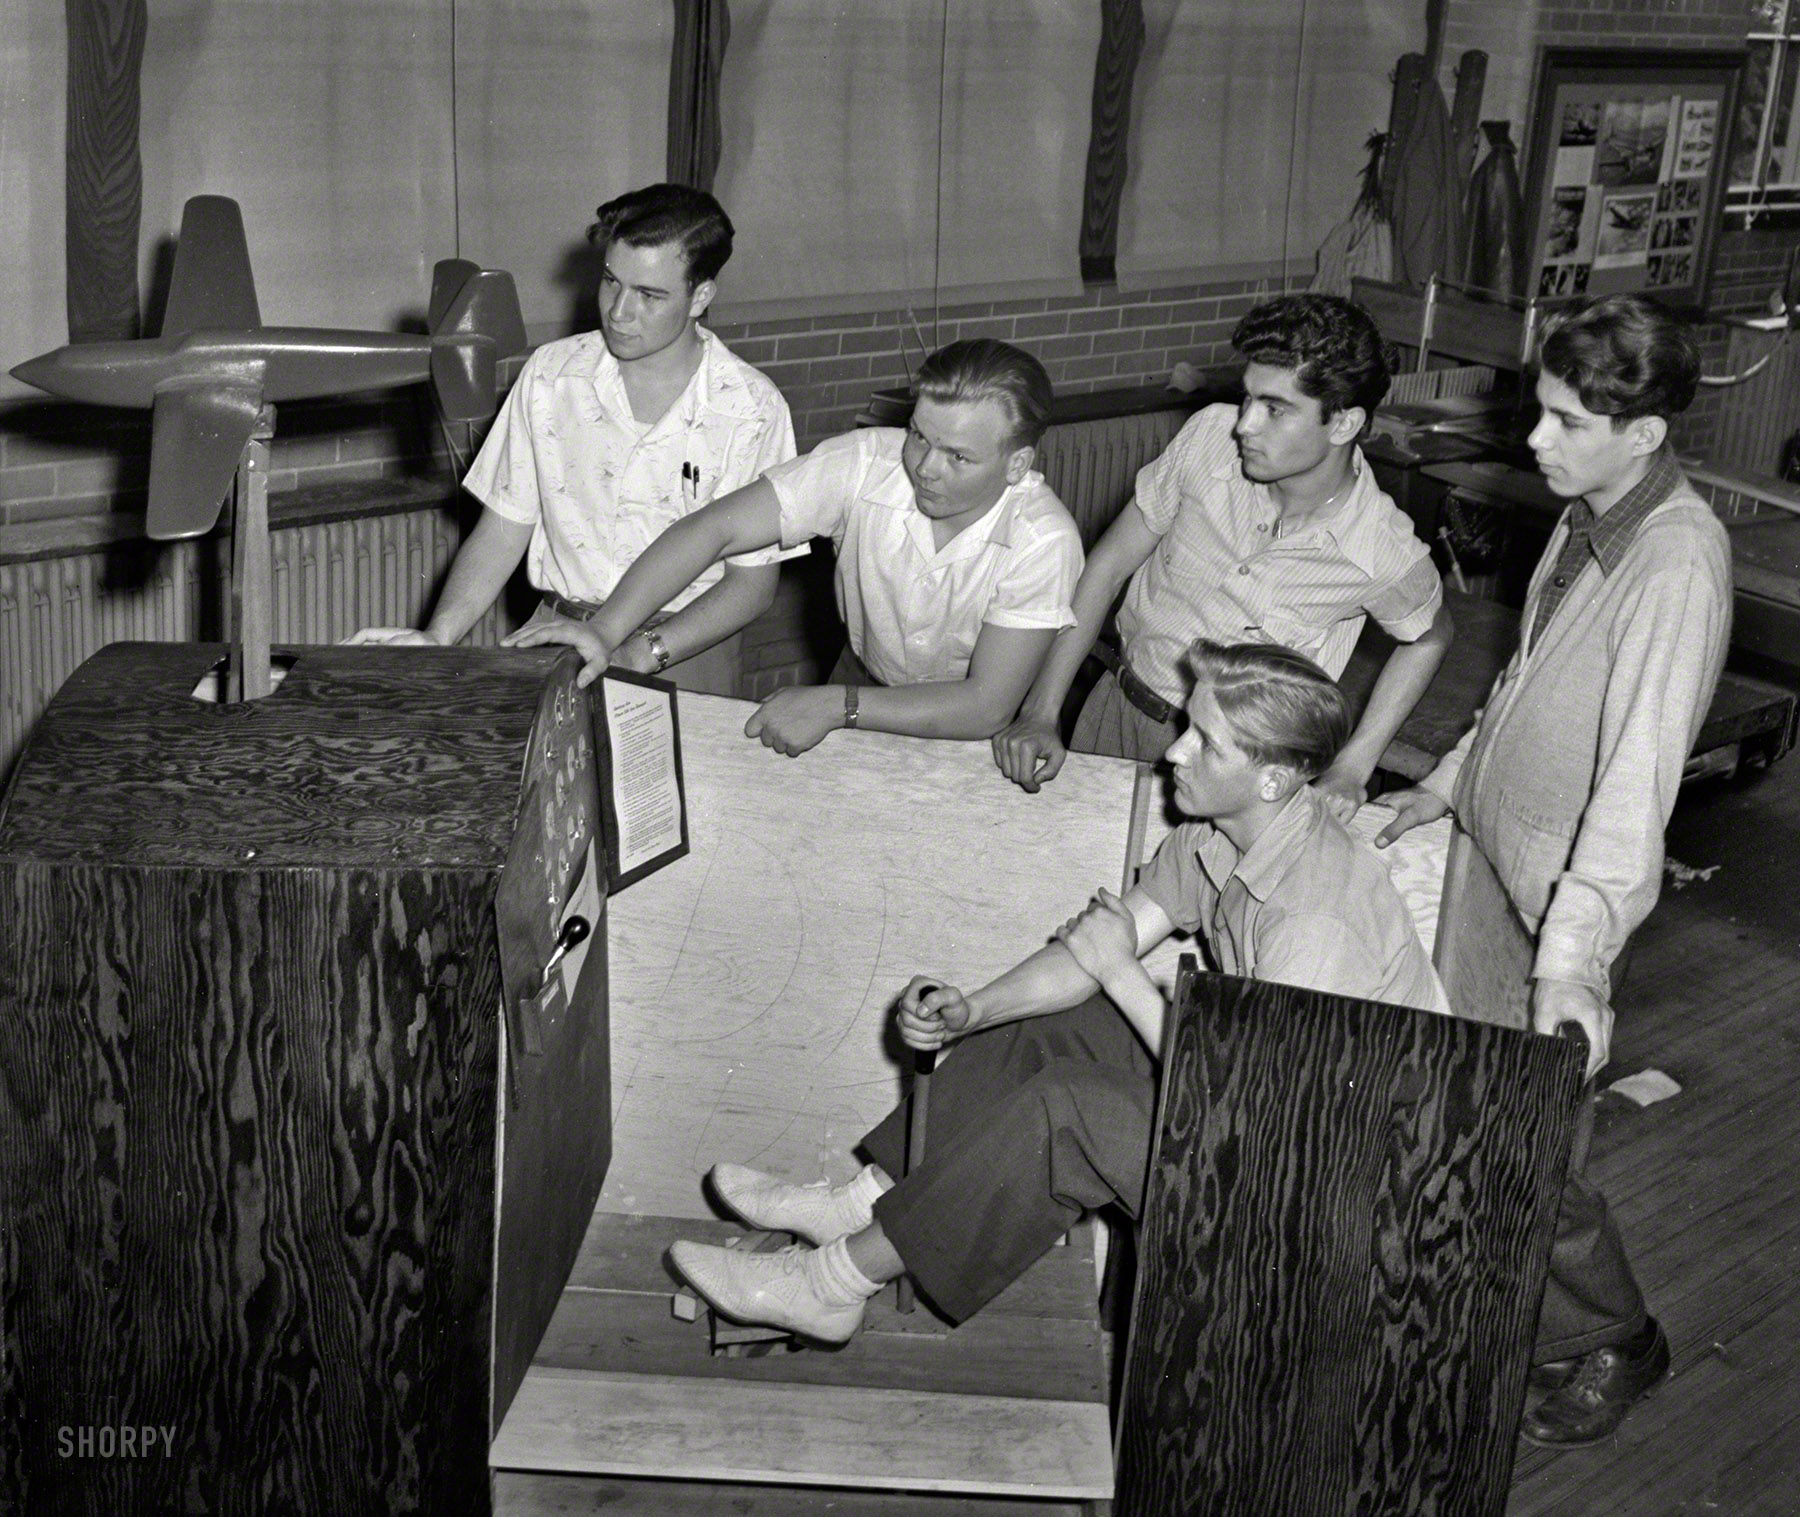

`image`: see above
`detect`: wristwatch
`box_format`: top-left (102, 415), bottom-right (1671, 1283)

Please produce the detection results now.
top-left (843, 683), bottom-right (860, 729)
top-left (638, 627), bottom-right (672, 673)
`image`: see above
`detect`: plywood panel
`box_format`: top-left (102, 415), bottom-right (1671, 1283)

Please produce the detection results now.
top-left (1115, 969), bottom-right (1586, 1517)
top-left (601, 694), bottom-right (1145, 1219)
top-left (491, 1367), bottom-right (1113, 1500)
top-left (495, 1470), bottom-right (1089, 1515)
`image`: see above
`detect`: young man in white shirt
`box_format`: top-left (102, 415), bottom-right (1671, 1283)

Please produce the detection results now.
top-left (351, 183), bottom-right (797, 695)
top-left (510, 339), bottom-right (1085, 757)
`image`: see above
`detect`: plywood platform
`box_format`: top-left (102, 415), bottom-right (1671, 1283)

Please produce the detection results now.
top-left (488, 694), bottom-right (1456, 1510)
top-left (493, 696), bottom-right (1134, 1508)
top-left (596, 694), bottom-right (1151, 1223)
top-left (492, 1213), bottom-right (1111, 1501)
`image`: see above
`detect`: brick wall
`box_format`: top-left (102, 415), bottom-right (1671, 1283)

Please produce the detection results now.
top-left (708, 276), bottom-right (1280, 454)
top-left (0, 275), bottom-right (1280, 537)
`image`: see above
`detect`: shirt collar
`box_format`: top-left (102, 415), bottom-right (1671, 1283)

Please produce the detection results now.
top-left (549, 327), bottom-right (761, 425)
top-left (1575, 447), bottom-right (1681, 575)
top-left (1196, 786), bottom-right (1322, 903)
top-left (1215, 443), bottom-right (1385, 571)
top-left (897, 471), bottom-right (1038, 562)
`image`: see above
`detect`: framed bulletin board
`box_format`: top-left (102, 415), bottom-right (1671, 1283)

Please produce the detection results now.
top-left (1522, 48), bottom-right (1743, 312)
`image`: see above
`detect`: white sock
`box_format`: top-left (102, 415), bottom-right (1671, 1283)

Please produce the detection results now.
top-left (802, 1164), bottom-right (887, 1239)
top-left (845, 1163), bottom-right (891, 1215)
top-left (804, 1235), bottom-right (883, 1308)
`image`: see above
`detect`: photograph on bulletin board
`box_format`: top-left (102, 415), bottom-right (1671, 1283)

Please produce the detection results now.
top-left (1520, 48), bottom-right (1743, 313)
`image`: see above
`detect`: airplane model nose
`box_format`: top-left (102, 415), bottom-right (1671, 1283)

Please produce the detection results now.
top-left (10, 351), bottom-right (63, 393)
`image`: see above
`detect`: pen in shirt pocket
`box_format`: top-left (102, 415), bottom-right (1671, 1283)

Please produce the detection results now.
top-left (681, 460), bottom-right (699, 503)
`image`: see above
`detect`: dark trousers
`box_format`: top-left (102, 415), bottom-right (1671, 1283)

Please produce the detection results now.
top-left (1536, 1086), bottom-right (1647, 1358)
top-left (860, 994), bottom-right (1156, 1324)
top-left (827, 644), bottom-right (884, 688)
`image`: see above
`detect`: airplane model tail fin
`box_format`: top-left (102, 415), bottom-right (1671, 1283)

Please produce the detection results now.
top-left (162, 196), bottom-right (261, 336)
top-left (428, 261), bottom-right (528, 423)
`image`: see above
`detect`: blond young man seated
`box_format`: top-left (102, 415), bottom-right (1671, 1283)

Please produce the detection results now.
top-left (666, 640), bottom-right (1448, 1342)
top-left (506, 339), bottom-right (1085, 757)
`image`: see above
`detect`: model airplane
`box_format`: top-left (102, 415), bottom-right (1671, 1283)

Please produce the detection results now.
top-left (11, 195), bottom-right (526, 540)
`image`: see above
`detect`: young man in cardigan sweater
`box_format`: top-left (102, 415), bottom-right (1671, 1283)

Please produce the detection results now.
top-left (1378, 294), bottom-right (1731, 1446)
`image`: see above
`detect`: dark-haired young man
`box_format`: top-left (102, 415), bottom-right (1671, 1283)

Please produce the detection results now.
top-left (663, 640), bottom-right (1448, 1342)
top-left (511, 339), bottom-right (1085, 757)
top-left (351, 183), bottom-right (796, 695)
top-left (1378, 293), bottom-right (1731, 1446)
top-left (993, 293), bottom-right (1452, 821)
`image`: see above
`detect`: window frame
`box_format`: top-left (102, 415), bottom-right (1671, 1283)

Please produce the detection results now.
top-left (1728, 0), bottom-right (1800, 226)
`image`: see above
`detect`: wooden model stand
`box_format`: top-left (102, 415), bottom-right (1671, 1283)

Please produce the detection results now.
top-left (0, 642), bottom-right (610, 1515)
top-left (1116, 968), bottom-right (1586, 1515)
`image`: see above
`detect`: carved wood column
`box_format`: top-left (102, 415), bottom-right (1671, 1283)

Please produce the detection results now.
top-left (65, 0), bottom-right (147, 343)
top-left (1078, 0), bottom-right (1144, 284)
top-left (667, 0), bottom-right (731, 193)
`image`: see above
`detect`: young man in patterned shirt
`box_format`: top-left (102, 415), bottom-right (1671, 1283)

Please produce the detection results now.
top-left (351, 183), bottom-right (797, 695)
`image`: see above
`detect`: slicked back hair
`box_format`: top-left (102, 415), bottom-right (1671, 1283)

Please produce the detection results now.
top-left (588, 183), bottom-right (735, 288)
top-left (1536, 293), bottom-right (1700, 426)
top-left (1231, 293), bottom-right (1392, 428)
top-left (914, 339), bottom-right (1055, 450)
top-left (1185, 638), bottom-right (1351, 781)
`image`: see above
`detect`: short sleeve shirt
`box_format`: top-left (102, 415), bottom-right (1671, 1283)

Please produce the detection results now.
top-left (466, 327), bottom-right (799, 613)
top-left (1117, 404), bottom-right (1442, 700)
top-left (764, 428), bottom-right (1084, 686)
top-left (1136, 785), bottom-right (1450, 1015)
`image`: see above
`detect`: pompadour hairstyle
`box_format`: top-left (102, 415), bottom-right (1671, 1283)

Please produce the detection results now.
top-left (1231, 293), bottom-right (1392, 426)
top-left (1184, 638), bottom-right (1351, 781)
top-left (587, 183), bottom-right (735, 287)
top-left (914, 339), bottom-right (1055, 450)
top-left (1536, 293), bottom-right (1700, 424)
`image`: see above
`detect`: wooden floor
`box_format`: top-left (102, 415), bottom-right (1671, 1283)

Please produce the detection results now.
top-left (1507, 695), bottom-right (1800, 1515)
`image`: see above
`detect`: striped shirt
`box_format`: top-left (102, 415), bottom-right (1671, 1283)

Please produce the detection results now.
top-left (1528, 447), bottom-right (1680, 648)
top-left (1115, 405), bottom-right (1442, 701)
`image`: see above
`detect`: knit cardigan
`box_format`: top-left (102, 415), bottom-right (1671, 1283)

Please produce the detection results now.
top-left (1422, 480), bottom-right (1732, 997)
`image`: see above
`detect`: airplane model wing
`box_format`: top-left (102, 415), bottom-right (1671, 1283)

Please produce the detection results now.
top-left (146, 382), bottom-right (264, 540)
top-left (161, 196), bottom-right (261, 336)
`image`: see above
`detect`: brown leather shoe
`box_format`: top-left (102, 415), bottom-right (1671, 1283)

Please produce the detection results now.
top-left (1529, 1357), bottom-right (1578, 1391)
top-left (1520, 1319), bottom-right (1670, 1448)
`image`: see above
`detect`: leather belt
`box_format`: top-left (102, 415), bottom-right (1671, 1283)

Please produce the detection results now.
top-left (1092, 640), bottom-right (1180, 726)
top-left (540, 591), bottom-right (607, 622)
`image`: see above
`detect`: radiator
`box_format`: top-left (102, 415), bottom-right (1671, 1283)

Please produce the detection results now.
top-left (1711, 326), bottom-right (1800, 477)
top-left (0, 506), bottom-right (516, 785)
top-left (1034, 406), bottom-right (1194, 547)
top-left (1387, 364), bottom-right (1499, 406)
top-left (3, 398), bottom-right (1256, 785)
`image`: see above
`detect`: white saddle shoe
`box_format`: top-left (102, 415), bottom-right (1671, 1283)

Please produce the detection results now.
top-left (669, 1240), bottom-right (866, 1345)
top-left (709, 1163), bottom-right (873, 1247)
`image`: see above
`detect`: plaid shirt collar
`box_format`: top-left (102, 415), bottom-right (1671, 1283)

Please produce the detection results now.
top-left (1568, 447), bottom-right (1682, 575)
